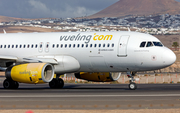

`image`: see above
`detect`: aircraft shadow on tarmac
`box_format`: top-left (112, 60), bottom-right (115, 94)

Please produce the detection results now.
top-left (0, 83), bottom-right (130, 90)
top-left (0, 83), bottom-right (180, 91)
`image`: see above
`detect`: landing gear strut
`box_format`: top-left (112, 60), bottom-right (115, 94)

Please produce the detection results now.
top-left (49, 75), bottom-right (64, 89)
top-left (3, 79), bottom-right (19, 89)
top-left (127, 72), bottom-right (137, 90)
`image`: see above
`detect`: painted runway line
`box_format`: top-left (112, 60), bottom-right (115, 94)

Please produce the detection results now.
top-left (0, 94), bottom-right (180, 98)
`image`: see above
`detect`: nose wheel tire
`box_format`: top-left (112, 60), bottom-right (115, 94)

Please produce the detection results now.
top-left (129, 82), bottom-right (137, 90)
top-left (3, 79), bottom-right (19, 89)
top-left (49, 78), bottom-right (64, 89)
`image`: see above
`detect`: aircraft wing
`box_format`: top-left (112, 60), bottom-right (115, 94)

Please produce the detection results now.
top-left (0, 55), bottom-right (18, 61)
top-left (0, 55), bottom-right (58, 72)
top-left (0, 55), bottom-right (58, 66)
top-left (22, 58), bottom-right (58, 65)
top-left (0, 55), bottom-right (18, 71)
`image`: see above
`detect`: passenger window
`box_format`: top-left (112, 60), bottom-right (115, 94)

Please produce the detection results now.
top-left (146, 42), bottom-right (153, 47)
top-left (31, 44), bottom-right (34, 48)
top-left (8, 45), bottom-right (10, 48)
top-left (24, 45), bottom-right (26, 48)
top-left (73, 44), bottom-right (75, 48)
top-left (61, 44), bottom-right (63, 48)
top-left (99, 44), bottom-right (101, 47)
top-left (57, 44), bottom-right (59, 48)
top-left (82, 44), bottom-right (84, 48)
top-left (35, 44), bottom-right (38, 48)
top-left (20, 45), bottom-right (22, 48)
top-left (140, 42), bottom-right (146, 47)
top-left (90, 44), bottom-right (92, 47)
top-left (69, 44), bottom-right (71, 48)
top-left (94, 44), bottom-right (97, 47)
top-left (52, 44), bottom-right (55, 48)
top-left (103, 44), bottom-right (105, 47)
top-left (16, 45), bottom-right (18, 48)
top-left (12, 45), bottom-right (14, 48)
top-left (0, 45), bottom-right (2, 48)
top-left (77, 44), bottom-right (80, 48)
top-left (4, 45), bottom-right (6, 48)
top-left (86, 44), bottom-right (88, 48)
top-left (107, 44), bottom-right (110, 47)
top-left (27, 44), bottom-right (30, 48)
top-left (65, 44), bottom-right (67, 48)
top-left (112, 44), bottom-right (114, 47)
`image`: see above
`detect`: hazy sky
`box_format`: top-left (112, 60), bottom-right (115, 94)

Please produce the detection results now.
top-left (0, 0), bottom-right (118, 19)
top-left (0, 0), bottom-right (180, 19)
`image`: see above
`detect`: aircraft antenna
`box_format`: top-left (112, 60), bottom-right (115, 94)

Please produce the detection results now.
top-left (128, 27), bottom-right (131, 32)
top-left (3, 29), bottom-right (6, 34)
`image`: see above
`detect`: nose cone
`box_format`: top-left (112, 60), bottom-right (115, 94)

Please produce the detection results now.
top-left (163, 49), bottom-right (176, 66)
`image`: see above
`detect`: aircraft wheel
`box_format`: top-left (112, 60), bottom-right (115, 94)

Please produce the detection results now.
top-left (49, 78), bottom-right (58, 89)
top-left (3, 79), bottom-right (19, 89)
top-left (13, 81), bottom-right (19, 89)
top-left (129, 82), bottom-right (137, 90)
top-left (57, 78), bottom-right (64, 89)
top-left (49, 78), bottom-right (64, 89)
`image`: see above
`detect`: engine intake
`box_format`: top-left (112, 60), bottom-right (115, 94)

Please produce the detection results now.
top-left (75, 72), bottom-right (121, 82)
top-left (5, 63), bottom-right (54, 84)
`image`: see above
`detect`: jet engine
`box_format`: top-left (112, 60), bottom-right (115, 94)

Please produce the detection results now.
top-left (75, 72), bottom-right (121, 82)
top-left (5, 63), bottom-right (54, 84)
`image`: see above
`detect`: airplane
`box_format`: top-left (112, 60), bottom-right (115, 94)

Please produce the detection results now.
top-left (0, 31), bottom-right (176, 90)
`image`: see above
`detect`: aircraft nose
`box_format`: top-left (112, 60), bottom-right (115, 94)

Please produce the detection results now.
top-left (163, 49), bottom-right (176, 66)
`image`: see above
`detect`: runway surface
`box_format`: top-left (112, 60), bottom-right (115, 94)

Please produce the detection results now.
top-left (0, 82), bottom-right (180, 109)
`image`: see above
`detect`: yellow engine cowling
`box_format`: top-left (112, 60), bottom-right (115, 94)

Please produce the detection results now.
top-left (5, 63), bottom-right (54, 84)
top-left (75, 72), bottom-right (121, 82)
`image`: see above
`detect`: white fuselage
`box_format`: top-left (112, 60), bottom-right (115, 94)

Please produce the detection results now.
top-left (0, 31), bottom-right (176, 74)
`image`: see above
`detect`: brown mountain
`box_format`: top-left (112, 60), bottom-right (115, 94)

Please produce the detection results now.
top-left (89, 0), bottom-right (180, 18)
top-left (0, 15), bottom-right (26, 23)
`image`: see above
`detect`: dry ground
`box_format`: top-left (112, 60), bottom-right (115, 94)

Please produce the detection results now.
top-left (155, 35), bottom-right (180, 48)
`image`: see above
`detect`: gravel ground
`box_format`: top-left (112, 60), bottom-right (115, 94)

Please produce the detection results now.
top-left (0, 109), bottom-right (180, 113)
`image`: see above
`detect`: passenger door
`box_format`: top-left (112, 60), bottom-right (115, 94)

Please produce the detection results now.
top-left (117, 36), bottom-right (129, 57)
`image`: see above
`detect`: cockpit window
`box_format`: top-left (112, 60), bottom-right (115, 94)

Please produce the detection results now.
top-left (153, 42), bottom-right (163, 47)
top-left (146, 42), bottom-right (153, 47)
top-left (140, 42), bottom-right (146, 47)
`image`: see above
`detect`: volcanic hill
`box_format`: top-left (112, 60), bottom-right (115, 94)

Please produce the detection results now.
top-left (0, 15), bottom-right (26, 23)
top-left (89, 0), bottom-right (180, 18)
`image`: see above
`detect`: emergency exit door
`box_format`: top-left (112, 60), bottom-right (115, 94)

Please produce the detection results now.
top-left (117, 36), bottom-right (129, 57)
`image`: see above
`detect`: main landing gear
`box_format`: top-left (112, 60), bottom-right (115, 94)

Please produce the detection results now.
top-left (3, 79), bottom-right (19, 89)
top-left (3, 75), bottom-right (64, 89)
top-left (49, 75), bottom-right (64, 89)
top-left (3, 77), bottom-right (64, 89)
top-left (127, 72), bottom-right (137, 90)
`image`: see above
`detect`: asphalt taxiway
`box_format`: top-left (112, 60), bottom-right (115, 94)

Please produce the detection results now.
top-left (0, 82), bottom-right (180, 109)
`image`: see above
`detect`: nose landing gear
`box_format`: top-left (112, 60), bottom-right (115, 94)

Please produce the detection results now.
top-left (127, 72), bottom-right (137, 90)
